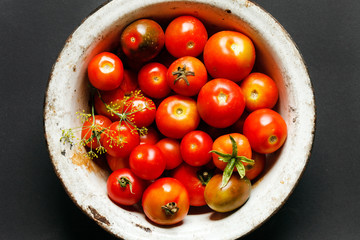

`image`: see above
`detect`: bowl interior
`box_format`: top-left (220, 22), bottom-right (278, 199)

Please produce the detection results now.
top-left (44, 0), bottom-right (315, 239)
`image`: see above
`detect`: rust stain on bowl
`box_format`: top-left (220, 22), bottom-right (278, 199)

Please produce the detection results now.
top-left (71, 150), bottom-right (97, 172)
top-left (88, 206), bottom-right (110, 226)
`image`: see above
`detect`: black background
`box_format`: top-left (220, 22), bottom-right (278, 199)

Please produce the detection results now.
top-left (1, 0), bottom-right (359, 239)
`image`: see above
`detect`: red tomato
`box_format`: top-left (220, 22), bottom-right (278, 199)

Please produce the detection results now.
top-left (180, 130), bottom-right (213, 166)
top-left (140, 126), bottom-right (161, 145)
top-left (94, 87), bottom-right (125, 121)
top-left (138, 62), bottom-right (171, 99)
top-left (106, 154), bottom-right (129, 172)
top-left (240, 73), bottom-right (279, 112)
top-left (119, 69), bottom-right (139, 96)
top-left (88, 52), bottom-right (124, 90)
top-left (129, 144), bottom-right (166, 180)
top-left (81, 115), bottom-right (112, 149)
top-left (107, 168), bottom-right (145, 206)
top-left (165, 15), bottom-right (208, 58)
top-left (142, 177), bottom-right (190, 225)
top-left (243, 109), bottom-right (287, 154)
top-left (172, 163), bottom-right (212, 206)
top-left (156, 95), bottom-right (200, 139)
top-left (230, 111), bottom-right (249, 134)
top-left (197, 78), bottom-right (245, 128)
top-left (203, 31), bottom-right (255, 82)
top-left (167, 56), bottom-right (207, 97)
top-left (245, 152), bottom-right (266, 181)
top-left (102, 121), bottom-right (140, 158)
top-left (120, 19), bottom-right (164, 62)
top-left (212, 133), bottom-right (252, 171)
top-left (156, 138), bottom-right (183, 170)
top-left (124, 95), bottom-right (156, 128)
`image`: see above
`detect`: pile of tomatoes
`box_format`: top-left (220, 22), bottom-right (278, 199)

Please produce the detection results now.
top-left (81, 16), bottom-right (287, 225)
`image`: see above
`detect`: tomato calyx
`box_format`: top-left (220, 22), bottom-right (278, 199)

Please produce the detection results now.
top-left (117, 176), bottom-right (134, 193)
top-left (172, 65), bottom-right (195, 86)
top-left (161, 202), bottom-right (179, 216)
top-left (210, 135), bottom-right (254, 188)
top-left (197, 168), bottom-right (213, 186)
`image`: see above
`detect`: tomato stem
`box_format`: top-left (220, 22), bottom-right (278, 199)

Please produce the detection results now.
top-left (118, 176), bottom-right (134, 194)
top-left (172, 64), bottom-right (194, 86)
top-left (161, 202), bottom-right (179, 216)
top-left (197, 168), bottom-right (213, 186)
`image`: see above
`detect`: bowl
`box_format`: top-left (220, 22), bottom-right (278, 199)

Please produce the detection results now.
top-left (44, 0), bottom-right (315, 239)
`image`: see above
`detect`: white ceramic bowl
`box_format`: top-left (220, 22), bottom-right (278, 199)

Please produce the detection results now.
top-left (44, 0), bottom-right (315, 239)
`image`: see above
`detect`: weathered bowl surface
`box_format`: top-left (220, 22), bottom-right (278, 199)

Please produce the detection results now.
top-left (44, 0), bottom-right (315, 239)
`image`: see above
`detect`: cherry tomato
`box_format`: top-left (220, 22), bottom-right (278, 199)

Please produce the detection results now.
top-left (156, 138), bottom-right (183, 170)
top-left (240, 72), bottom-right (278, 112)
top-left (140, 126), bottom-right (160, 145)
top-left (119, 69), bottom-right (139, 96)
top-left (81, 115), bottom-right (112, 149)
top-left (138, 62), bottom-right (171, 99)
top-left (197, 78), bottom-right (245, 128)
top-left (156, 95), bottom-right (200, 139)
top-left (124, 95), bottom-right (156, 128)
top-left (203, 31), bottom-right (255, 82)
top-left (243, 109), bottom-right (287, 154)
top-left (245, 152), bottom-right (266, 181)
top-left (107, 168), bottom-right (145, 206)
top-left (120, 19), bottom-right (164, 62)
top-left (167, 56), bottom-right (207, 97)
top-left (212, 133), bottom-right (252, 172)
top-left (204, 173), bottom-right (251, 212)
top-left (230, 111), bottom-right (249, 134)
top-left (180, 130), bottom-right (213, 166)
top-left (142, 177), bottom-right (190, 225)
top-left (106, 154), bottom-right (129, 172)
top-left (129, 144), bottom-right (166, 180)
top-left (88, 52), bottom-right (124, 90)
top-left (102, 121), bottom-right (140, 158)
top-left (165, 15), bottom-right (208, 58)
top-left (94, 87), bottom-right (125, 121)
top-left (172, 163), bottom-right (212, 206)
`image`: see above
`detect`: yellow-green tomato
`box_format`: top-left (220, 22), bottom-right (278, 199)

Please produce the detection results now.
top-left (204, 174), bottom-right (251, 212)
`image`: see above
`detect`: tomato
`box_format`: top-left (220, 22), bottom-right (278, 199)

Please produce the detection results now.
top-left (120, 19), bottom-right (164, 62)
top-left (245, 152), bottom-right (266, 181)
top-left (107, 168), bottom-right (145, 206)
top-left (166, 56), bottom-right (207, 97)
top-left (240, 72), bottom-right (278, 112)
top-left (211, 133), bottom-right (252, 172)
top-left (180, 130), bottom-right (213, 166)
top-left (119, 69), bottom-right (139, 96)
top-left (204, 173), bottom-right (251, 212)
top-left (165, 15), bottom-right (208, 58)
top-left (197, 78), bottom-right (245, 128)
top-left (88, 52), bottom-right (124, 91)
top-left (203, 31), bottom-right (255, 82)
top-left (138, 62), bottom-right (171, 99)
top-left (243, 109), bottom-right (287, 154)
top-left (172, 163), bottom-right (212, 206)
top-left (142, 177), bottom-right (190, 225)
top-left (129, 144), bottom-right (166, 180)
top-left (229, 111), bottom-right (249, 134)
top-left (156, 95), bottom-right (200, 139)
top-left (156, 138), bottom-right (183, 170)
top-left (140, 126), bottom-right (160, 145)
top-left (124, 95), bottom-right (156, 128)
top-left (106, 154), bottom-right (129, 172)
top-left (94, 87), bottom-right (125, 121)
top-left (102, 121), bottom-right (140, 158)
top-left (81, 115), bottom-right (112, 149)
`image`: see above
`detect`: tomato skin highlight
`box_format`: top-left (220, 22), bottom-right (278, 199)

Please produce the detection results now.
top-left (165, 15), bottom-right (208, 58)
top-left (180, 130), bottom-right (213, 167)
top-left (197, 78), bottom-right (245, 128)
top-left (203, 31), bottom-right (255, 82)
top-left (129, 144), bottom-right (166, 180)
top-left (124, 96), bottom-right (156, 128)
top-left (88, 52), bottom-right (124, 91)
top-left (156, 138), bottom-right (183, 170)
top-left (156, 95), bottom-right (200, 139)
top-left (240, 72), bottom-right (279, 112)
top-left (107, 168), bottom-right (146, 206)
top-left (243, 108), bottom-right (287, 154)
top-left (142, 177), bottom-right (190, 225)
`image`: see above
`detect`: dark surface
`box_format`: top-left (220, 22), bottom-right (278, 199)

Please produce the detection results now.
top-left (1, 0), bottom-right (359, 239)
